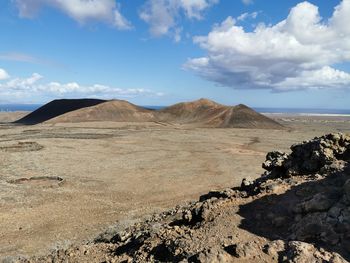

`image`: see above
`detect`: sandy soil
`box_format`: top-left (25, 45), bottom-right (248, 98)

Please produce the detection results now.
top-left (0, 113), bottom-right (349, 259)
top-left (0, 112), bottom-right (29, 123)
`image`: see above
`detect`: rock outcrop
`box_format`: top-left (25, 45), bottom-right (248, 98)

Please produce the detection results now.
top-left (14, 133), bottom-right (350, 263)
top-left (262, 133), bottom-right (350, 177)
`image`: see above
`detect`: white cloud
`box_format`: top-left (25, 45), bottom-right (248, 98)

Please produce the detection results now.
top-left (275, 66), bottom-right (350, 91)
top-left (242, 0), bottom-right (253, 5)
top-left (0, 72), bottom-right (162, 103)
top-left (0, 69), bottom-right (10, 80)
top-left (139, 0), bottom-right (176, 36)
top-left (5, 73), bottom-right (43, 88)
top-left (174, 27), bottom-right (183, 42)
top-left (185, 0), bottom-right (350, 91)
top-left (180, 0), bottom-right (219, 19)
top-left (237, 11), bottom-right (258, 22)
top-left (140, 0), bottom-right (218, 38)
top-left (15, 0), bottom-right (132, 30)
top-left (113, 9), bottom-right (132, 30)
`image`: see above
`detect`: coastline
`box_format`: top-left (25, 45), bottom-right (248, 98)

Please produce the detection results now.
top-left (263, 112), bottom-right (350, 117)
top-left (1, 104), bottom-right (350, 117)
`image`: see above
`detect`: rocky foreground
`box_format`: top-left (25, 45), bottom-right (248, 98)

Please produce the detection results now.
top-left (13, 133), bottom-right (350, 262)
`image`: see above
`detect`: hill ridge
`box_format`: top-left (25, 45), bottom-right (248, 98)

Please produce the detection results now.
top-left (15, 98), bottom-right (284, 129)
top-left (15, 99), bottom-right (106, 125)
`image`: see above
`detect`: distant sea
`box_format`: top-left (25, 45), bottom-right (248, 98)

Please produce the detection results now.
top-left (145, 106), bottom-right (350, 116)
top-left (0, 104), bottom-right (350, 116)
top-left (0, 104), bottom-right (42, 112)
top-left (254, 107), bottom-right (350, 116)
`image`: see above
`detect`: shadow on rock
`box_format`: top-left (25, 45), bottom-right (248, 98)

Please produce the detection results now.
top-left (238, 170), bottom-right (350, 261)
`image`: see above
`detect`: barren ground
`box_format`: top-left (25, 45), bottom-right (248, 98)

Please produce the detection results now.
top-left (0, 113), bottom-right (349, 259)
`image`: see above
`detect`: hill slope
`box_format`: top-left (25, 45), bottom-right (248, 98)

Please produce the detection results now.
top-left (157, 98), bottom-right (225, 123)
top-left (218, 104), bottom-right (285, 129)
top-left (15, 98), bottom-right (283, 129)
top-left (158, 99), bottom-right (284, 129)
top-left (15, 99), bottom-right (106, 125)
top-left (46, 99), bottom-right (156, 123)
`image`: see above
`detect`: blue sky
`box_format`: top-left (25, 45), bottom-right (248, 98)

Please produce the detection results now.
top-left (0, 0), bottom-right (350, 109)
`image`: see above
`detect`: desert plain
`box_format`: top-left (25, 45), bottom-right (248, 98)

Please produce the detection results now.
top-left (0, 111), bottom-right (349, 259)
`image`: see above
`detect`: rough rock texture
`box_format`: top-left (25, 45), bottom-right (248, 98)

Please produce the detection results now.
top-left (12, 133), bottom-right (350, 262)
top-left (262, 133), bottom-right (350, 177)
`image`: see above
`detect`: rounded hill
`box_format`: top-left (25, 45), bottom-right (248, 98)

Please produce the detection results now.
top-left (157, 99), bottom-right (284, 129)
top-left (14, 98), bottom-right (284, 129)
top-left (46, 99), bottom-right (156, 123)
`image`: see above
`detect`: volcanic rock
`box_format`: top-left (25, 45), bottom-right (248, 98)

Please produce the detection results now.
top-left (15, 132), bottom-right (350, 262)
top-left (15, 99), bottom-right (106, 124)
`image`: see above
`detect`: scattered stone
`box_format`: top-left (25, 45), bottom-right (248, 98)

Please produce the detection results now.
top-left (14, 133), bottom-right (350, 263)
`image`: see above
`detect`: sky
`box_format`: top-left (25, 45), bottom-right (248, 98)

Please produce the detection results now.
top-left (1, 0), bottom-right (350, 109)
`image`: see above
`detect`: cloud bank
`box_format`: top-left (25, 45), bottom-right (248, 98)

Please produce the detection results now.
top-left (140, 0), bottom-right (219, 40)
top-left (0, 71), bottom-right (162, 103)
top-left (185, 0), bottom-right (350, 91)
top-left (15, 0), bottom-right (132, 30)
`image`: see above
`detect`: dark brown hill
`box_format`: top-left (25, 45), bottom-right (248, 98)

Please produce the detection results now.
top-left (218, 104), bottom-right (285, 129)
top-left (46, 99), bottom-right (156, 123)
top-left (15, 99), bottom-right (106, 125)
top-left (157, 98), bottom-right (224, 123)
top-left (158, 99), bottom-right (284, 129)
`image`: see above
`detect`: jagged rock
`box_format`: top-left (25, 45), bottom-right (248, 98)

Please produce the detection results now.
top-left (299, 193), bottom-right (339, 213)
top-left (181, 198), bottom-right (225, 225)
top-left (343, 179), bottom-right (350, 202)
top-left (263, 240), bottom-right (285, 260)
top-left (289, 173), bottom-right (350, 252)
top-left (263, 151), bottom-right (288, 171)
top-left (199, 188), bottom-right (241, 201)
top-left (230, 242), bottom-right (261, 259)
top-left (262, 133), bottom-right (350, 178)
top-left (241, 178), bottom-right (254, 188)
top-left (284, 241), bottom-right (342, 263)
top-left (190, 247), bottom-right (233, 263)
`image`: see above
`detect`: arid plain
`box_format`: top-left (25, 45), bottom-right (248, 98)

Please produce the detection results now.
top-left (0, 111), bottom-right (349, 259)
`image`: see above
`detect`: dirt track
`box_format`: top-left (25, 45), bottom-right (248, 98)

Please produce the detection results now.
top-left (0, 114), bottom-right (349, 259)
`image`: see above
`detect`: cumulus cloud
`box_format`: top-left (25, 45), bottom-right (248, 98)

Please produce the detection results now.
top-left (185, 0), bottom-right (350, 91)
top-left (140, 0), bottom-right (218, 39)
top-left (15, 0), bottom-right (132, 30)
top-left (0, 72), bottom-right (162, 103)
top-left (0, 69), bottom-right (9, 80)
